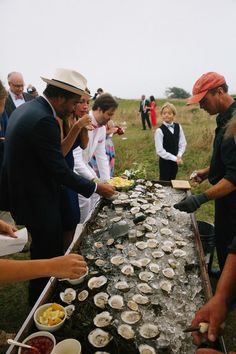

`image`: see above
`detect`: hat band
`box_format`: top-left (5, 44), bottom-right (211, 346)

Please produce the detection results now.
top-left (51, 79), bottom-right (84, 91)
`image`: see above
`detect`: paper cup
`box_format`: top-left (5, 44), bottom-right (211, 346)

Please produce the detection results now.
top-left (51, 339), bottom-right (81, 354)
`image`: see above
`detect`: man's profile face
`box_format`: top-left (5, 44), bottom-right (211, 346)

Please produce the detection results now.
top-left (57, 96), bottom-right (80, 119)
top-left (96, 107), bottom-right (116, 126)
top-left (199, 89), bottom-right (221, 115)
top-left (8, 73), bottom-right (24, 95)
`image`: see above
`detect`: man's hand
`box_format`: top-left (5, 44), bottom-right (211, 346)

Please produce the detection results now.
top-left (190, 168), bottom-right (209, 184)
top-left (174, 193), bottom-right (209, 213)
top-left (96, 183), bottom-right (116, 198)
top-left (0, 220), bottom-right (17, 238)
top-left (50, 254), bottom-right (87, 279)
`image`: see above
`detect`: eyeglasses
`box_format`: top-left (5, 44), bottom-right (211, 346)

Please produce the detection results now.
top-left (10, 83), bottom-right (24, 88)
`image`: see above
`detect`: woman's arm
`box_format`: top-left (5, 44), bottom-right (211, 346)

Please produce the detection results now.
top-left (0, 254), bottom-right (87, 283)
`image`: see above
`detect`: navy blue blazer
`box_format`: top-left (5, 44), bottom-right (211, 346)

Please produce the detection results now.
top-left (0, 96), bottom-right (95, 228)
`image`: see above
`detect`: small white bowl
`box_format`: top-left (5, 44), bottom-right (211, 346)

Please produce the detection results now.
top-left (34, 303), bottom-right (66, 333)
top-left (66, 267), bottom-right (88, 285)
top-left (51, 338), bottom-right (81, 354)
top-left (18, 331), bottom-right (56, 354)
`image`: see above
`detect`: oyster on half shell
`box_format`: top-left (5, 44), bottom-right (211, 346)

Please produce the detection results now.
top-left (118, 324), bottom-right (135, 339)
top-left (88, 328), bottom-right (113, 348)
top-left (93, 311), bottom-right (113, 327)
top-left (138, 344), bottom-right (156, 354)
top-left (94, 292), bottom-right (109, 309)
top-left (60, 288), bottom-right (76, 304)
top-left (78, 290), bottom-right (89, 302)
top-left (132, 294), bottom-right (150, 305)
top-left (108, 295), bottom-right (124, 309)
top-left (121, 310), bottom-right (141, 324)
top-left (139, 323), bottom-right (160, 339)
top-left (88, 276), bottom-right (107, 290)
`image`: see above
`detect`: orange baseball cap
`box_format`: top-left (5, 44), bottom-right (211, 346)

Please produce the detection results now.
top-left (187, 72), bottom-right (226, 105)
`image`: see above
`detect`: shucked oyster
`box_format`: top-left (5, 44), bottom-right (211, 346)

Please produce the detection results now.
top-left (139, 271), bottom-right (154, 282)
top-left (173, 249), bottom-right (187, 258)
top-left (162, 267), bottom-right (175, 279)
top-left (127, 300), bottom-right (139, 311)
top-left (78, 290), bottom-right (89, 302)
top-left (138, 344), bottom-right (156, 354)
top-left (121, 310), bottom-right (141, 324)
top-left (60, 288), bottom-right (76, 304)
top-left (132, 294), bottom-right (150, 305)
top-left (110, 255), bottom-right (125, 266)
top-left (121, 264), bottom-right (134, 276)
top-left (88, 328), bottom-right (113, 348)
top-left (118, 324), bottom-right (135, 339)
top-left (108, 295), bottom-right (124, 309)
top-left (88, 276), bottom-right (107, 289)
top-left (137, 283), bottom-right (153, 294)
top-left (94, 292), bottom-right (109, 309)
top-left (139, 323), bottom-right (160, 338)
top-left (93, 311), bottom-right (113, 327)
top-left (115, 281), bottom-right (130, 292)
top-left (148, 263), bottom-right (160, 274)
top-left (160, 280), bottom-right (172, 294)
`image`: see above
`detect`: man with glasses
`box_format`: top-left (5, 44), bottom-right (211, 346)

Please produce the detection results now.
top-left (174, 72), bottom-right (236, 272)
top-left (5, 71), bottom-right (33, 117)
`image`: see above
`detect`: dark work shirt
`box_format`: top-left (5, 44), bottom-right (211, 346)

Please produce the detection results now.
top-left (208, 100), bottom-right (236, 186)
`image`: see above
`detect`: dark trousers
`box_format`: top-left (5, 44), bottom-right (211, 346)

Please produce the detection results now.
top-left (159, 158), bottom-right (178, 181)
top-left (141, 112), bottom-right (151, 130)
top-left (214, 193), bottom-right (236, 271)
top-left (27, 220), bottom-right (64, 305)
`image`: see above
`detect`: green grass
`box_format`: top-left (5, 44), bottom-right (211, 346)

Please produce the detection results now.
top-left (0, 98), bottom-right (235, 351)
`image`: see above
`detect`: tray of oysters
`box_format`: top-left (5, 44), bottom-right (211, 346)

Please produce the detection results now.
top-left (51, 180), bottom-right (208, 354)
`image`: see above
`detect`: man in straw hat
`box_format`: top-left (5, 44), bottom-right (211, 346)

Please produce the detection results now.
top-left (174, 72), bottom-right (236, 274)
top-left (0, 68), bottom-right (116, 305)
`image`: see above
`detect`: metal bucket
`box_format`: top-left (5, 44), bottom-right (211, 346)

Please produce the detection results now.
top-left (197, 220), bottom-right (215, 272)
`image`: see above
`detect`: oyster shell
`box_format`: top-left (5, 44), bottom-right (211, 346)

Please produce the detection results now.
top-left (127, 300), bottom-right (139, 311)
top-left (108, 295), bottom-right (124, 309)
top-left (168, 258), bottom-right (179, 269)
top-left (148, 263), bottom-right (160, 274)
top-left (88, 276), bottom-right (107, 290)
top-left (139, 323), bottom-right (160, 338)
top-left (95, 259), bottom-right (107, 267)
top-left (110, 255), bottom-right (125, 266)
top-left (151, 250), bottom-right (164, 258)
top-left (128, 250), bottom-right (137, 257)
top-left (64, 304), bottom-right (75, 319)
top-left (93, 311), bottom-right (113, 327)
top-left (60, 288), bottom-right (76, 304)
top-left (139, 258), bottom-right (151, 267)
top-left (121, 310), bottom-right (141, 324)
top-left (162, 267), bottom-right (175, 279)
top-left (130, 259), bottom-right (142, 268)
top-left (94, 241), bottom-right (104, 248)
top-left (135, 241), bottom-right (147, 250)
top-left (114, 281), bottom-right (130, 292)
top-left (145, 232), bottom-right (156, 239)
top-left (86, 254), bottom-right (95, 260)
top-left (143, 223), bottom-right (153, 231)
top-left (139, 271), bottom-right (154, 282)
top-left (115, 244), bottom-right (125, 250)
top-left (110, 216), bottom-right (122, 223)
top-left (138, 344), bottom-right (156, 354)
top-left (121, 264), bottom-right (134, 276)
top-left (132, 294), bottom-right (150, 305)
top-left (160, 280), bottom-right (172, 293)
top-left (94, 292), bottom-right (109, 309)
top-left (160, 228), bottom-right (172, 236)
top-left (88, 328), bottom-right (113, 348)
top-left (131, 206), bottom-right (140, 214)
top-left (106, 238), bottom-right (115, 246)
top-left (118, 324), bottom-right (135, 339)
top-left (78, 290), bottom-right (89, 302)
top-left (173, 249), bottom-right (187, 258)
top-left (145, 217), bottom-right (156, 225)
top-left (146, 239), bottom-right (159, 248)
top-left (137, 283), bottom-right (153, 294)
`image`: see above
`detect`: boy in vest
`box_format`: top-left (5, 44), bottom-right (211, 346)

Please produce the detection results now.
top-left (154, 102), bottom-right (187, 181)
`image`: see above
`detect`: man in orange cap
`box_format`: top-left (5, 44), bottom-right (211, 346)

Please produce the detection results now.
top-left (174, 71), bottom-right (236, 273)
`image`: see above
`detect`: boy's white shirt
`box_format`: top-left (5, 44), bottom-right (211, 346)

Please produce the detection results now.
top-left (73, 111), bottom-right (110, 181)
top-left (154, 122), bottom-right (187, 162)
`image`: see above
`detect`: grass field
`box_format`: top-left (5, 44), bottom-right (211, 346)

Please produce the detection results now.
top-left (0, 98), bottom-right (236, 352)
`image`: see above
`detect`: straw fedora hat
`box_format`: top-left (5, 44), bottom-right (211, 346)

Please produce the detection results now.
top-left (41, 68), bottom-right (90, 96)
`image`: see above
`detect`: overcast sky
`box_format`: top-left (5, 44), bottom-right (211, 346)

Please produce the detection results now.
top-left (1, 0), bottom-right (236, 99)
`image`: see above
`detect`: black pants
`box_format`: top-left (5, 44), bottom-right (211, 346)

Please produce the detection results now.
top-left (159, 158), bottom-right (178, 181)
top-left (141, 112), bottom-right (151, 130)
top-left (27, 221), bottom-right (64, 305)
top-left (214, 192), bottom-right (236, 271)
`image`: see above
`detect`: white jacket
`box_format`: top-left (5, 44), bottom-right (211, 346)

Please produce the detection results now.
top-left (73, 111), bottom-right (110, 181)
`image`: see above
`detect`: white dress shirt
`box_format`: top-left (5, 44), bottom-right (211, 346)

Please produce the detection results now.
top-left (154, 122), bottom-right (187, 162)
top-left (9, 90), bottom-right (25, 108)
